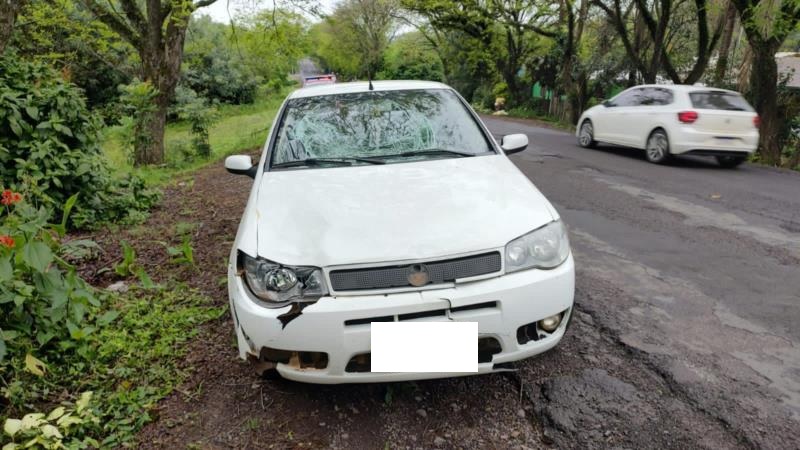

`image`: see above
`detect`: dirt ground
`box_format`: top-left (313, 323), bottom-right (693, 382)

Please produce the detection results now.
top-left (75, 115), bottom-right (800, 449)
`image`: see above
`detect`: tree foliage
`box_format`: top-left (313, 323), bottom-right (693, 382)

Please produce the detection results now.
top-left (0, 56), bottom-right (158, 228)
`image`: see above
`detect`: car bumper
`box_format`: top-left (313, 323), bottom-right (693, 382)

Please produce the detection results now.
top-left (228, 254), bottom-right (575, 384)
top-left (671, 127), bottom-right (759, 155)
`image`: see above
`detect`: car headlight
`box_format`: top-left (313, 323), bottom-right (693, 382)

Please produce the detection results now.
top-left (238, 251), bottom-right (328, 306)
top-left (505, 220), bottom-right (570, 272)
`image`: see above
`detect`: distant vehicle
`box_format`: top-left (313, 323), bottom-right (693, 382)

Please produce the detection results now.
top-left (224, 80), bottom-right (574, 383)
top-left (302, 74), bottom-right (336, 87)
top-left (576, 85), bottom-right (760, 168)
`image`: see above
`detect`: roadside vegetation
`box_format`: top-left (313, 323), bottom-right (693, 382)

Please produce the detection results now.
top-left (1, 0), bottom-right (799, 447)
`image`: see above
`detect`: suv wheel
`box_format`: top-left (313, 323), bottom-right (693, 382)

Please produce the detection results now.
top-left (645, 129), bottom-right (671, 164)
top-left (578, 120), bottom-right (597, 148)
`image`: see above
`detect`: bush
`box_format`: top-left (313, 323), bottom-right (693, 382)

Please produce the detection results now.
top-left (0, 56), bottom-right (159, 229)
top-left (171, 86), bottom-right (219, 159)
top-left (0, 191), bottom-right (109, 393)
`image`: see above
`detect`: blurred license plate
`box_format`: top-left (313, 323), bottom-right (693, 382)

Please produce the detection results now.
top-left (371, 322), bottom-right (478, 373)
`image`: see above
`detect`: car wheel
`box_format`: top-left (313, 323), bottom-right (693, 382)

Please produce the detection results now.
top-left (715, 155), bottom-right (746, 168)
top-left (578, 120), bottom-right (597, 148)
top-left (645, 129), bottom-right (671, 164)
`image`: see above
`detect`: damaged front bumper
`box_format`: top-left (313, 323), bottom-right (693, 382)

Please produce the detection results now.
top-left (228, 254), bottom-right (575, 384)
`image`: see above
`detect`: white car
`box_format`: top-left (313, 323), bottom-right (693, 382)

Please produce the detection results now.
top-left (224, 80), bottom-right (575, 384)
top-left (576, 85), bottom-right (760, 167)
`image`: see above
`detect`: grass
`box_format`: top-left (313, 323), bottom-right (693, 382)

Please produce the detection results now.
top-left (102, 86), bottom-right (289, 185)
top-left (504, 106), bottom-right (576, 131)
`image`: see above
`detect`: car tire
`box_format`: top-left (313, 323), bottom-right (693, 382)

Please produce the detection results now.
top-left (578, 120), bottom-right (597, 148)
top-left (645, 129), bottom-right (671, 164)
top-left (715, 155), bottom-right (746, 168)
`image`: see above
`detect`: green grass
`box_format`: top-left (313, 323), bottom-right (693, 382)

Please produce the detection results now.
top-left (102, 86), bottom-right (289, 185)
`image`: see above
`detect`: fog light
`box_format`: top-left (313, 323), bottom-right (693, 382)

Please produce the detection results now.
top-left (538, 314), bottom-right (562, 332)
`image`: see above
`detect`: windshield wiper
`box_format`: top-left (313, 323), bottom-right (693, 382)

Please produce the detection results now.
top-left (272, 157), bottom-right (385, 169)
top-left (373, 148), bottom-right (477, 159)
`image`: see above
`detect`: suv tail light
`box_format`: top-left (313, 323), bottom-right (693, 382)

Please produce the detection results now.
top-left (677, 111), bottom-right (699, 124)
top-left (753, 115), bottom-right (760, 128)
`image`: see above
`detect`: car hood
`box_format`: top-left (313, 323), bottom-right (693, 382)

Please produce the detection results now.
top-left (250, 155), bottom-right (557, 267)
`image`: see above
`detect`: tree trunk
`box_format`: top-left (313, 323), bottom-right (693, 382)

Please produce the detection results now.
top-left (0, 0), bottom-right (24, 53)
top-left (133, 95), bottom-right (168, 166)
top-left (713, 1), bottom-right (737, 86)
top-left (749, 42), bottom-right (781, 165)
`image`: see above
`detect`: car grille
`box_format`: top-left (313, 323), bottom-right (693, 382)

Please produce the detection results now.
top-left (329, 252), bottom-right (502, 291)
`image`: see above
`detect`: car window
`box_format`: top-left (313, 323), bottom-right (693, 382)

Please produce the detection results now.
top-left (642, 88), bottom-right (674, 106)
top-left (611, 90), bottom-right (638, 106)
top-left (689, 91), bottom-right (754, 111)
top-left (271, 89), bottom-right (494, 167)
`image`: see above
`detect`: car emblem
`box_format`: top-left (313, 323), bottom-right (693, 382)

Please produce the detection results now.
top-left (407, 264), bottom-right (430, 287)
top-left (725, 118), bottom-right (731, 124)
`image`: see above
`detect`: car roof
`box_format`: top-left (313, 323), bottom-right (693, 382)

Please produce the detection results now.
top-left (288, 80), bottom-right (452, 99)
top-left (627, 84), bottom-right (742, 94)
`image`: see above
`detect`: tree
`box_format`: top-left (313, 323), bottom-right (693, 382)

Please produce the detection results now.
top-left (594, 0), bottom-right (725, 84)
top-left (403, 0), bottom-right (559, 105)
top-left (381, 31), bottom-right (445, 81)
top-left (0, 0), bottom-right (25, 52)
top-left (333, 0), bottom-right (399, 80)
top-left (713, 0), bottom-right (738, 86)
top-left (732, 0), bottom-right (800, 165)
top-left (81, 0), bottom-right (218, 165)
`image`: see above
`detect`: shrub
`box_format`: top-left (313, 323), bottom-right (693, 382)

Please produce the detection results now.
top-left (0, 191), bottom-right (112, 397)
top-left (171, 86), bottom-right (219, 159)
top-left (0, 56), bottom-right (159, 229)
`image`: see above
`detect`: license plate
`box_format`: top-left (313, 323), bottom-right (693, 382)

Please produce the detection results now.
top-left (371, 322), bottom-right (478, 373)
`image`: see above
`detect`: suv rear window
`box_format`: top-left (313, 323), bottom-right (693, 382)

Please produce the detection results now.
top-left (689, 91), bottom-right (753, 111)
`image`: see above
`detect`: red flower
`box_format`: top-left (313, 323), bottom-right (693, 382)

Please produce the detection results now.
top-left (1, 189), bottom-right (22, 206)
top-left (0, 235), bottom-right (14, 248)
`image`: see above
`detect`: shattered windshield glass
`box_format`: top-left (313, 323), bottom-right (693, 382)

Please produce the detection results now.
top-left (270, 89), bottom-right (494, 168)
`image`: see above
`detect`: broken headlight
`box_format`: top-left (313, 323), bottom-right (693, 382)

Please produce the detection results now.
top-left (505, 220), bottom-right (570, 272)
top-left (238, 251), bottom-right (328, 306)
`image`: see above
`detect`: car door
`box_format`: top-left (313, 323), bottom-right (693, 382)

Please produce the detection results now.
top-left (596, 88), bottom-right (646, 145)
top-left (624, 87), bottom-right (673, 148)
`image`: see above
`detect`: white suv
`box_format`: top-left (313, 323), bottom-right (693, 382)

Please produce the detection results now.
top-left (576, 85), bottom-right (760, 167)
top-left (224, 81), bottom-right (575, 383)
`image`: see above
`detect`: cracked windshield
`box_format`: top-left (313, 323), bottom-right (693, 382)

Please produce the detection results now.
top-left (271, 89), bottom-right (493, 166)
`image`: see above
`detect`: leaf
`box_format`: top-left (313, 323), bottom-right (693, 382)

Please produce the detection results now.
top-left (0, 256), bottom-right (12, 282)
top-left (2, 442), bottom-right (19, 450)
top-left (47, 407), bottom-right (66, 421)
top-left (20, 413), bottom-right (44, 430)
top-left (3, 418), bottom-right (21, 437)
top-left (96, 310), bottom-right (119, 327)
top-left (25, 106), bottom-right (39, 120)
top-left (40, 424), bottom-right (62, 439)
top-left (76, 391), bottom-right (92, 413)
top-left (57, 193), bottom-right (79, 236)
top-left (134, 267), bottom-right (156, 289)
top-left (24, 353), bottom-right (47, 377)
top-left (0, 336), bottom-right (6, 363)
top-left (22, 242), bottom-right (53, 273)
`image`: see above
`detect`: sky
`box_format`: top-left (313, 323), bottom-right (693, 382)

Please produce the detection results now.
top-left (199, 0), bottom-right (339, 24)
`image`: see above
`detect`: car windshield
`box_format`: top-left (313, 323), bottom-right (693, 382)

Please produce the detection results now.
top-left (689, 91), bottom-right (754, 111)
top-left (270, 89), bottom-right (494, 168)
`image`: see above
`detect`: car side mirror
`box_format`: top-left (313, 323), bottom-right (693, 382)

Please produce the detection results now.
top-left (225, 155), bottom-right (257, 178)
top-left (501, 133), bottom-right (528, 155)
top-left (603, 100), bottom-right (614, 107)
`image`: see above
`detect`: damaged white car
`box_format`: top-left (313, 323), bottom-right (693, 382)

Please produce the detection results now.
top-left (225, 80), bottom-right (575, 383)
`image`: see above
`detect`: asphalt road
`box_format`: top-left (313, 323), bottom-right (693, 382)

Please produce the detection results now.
top-left (484, 115), bottom-right (800, 448)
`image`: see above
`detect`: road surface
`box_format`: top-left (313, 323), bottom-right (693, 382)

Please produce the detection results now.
top-left (484, 115), bottom-right (800, 448)
top-left (138, 116), bottom-right (800, 449)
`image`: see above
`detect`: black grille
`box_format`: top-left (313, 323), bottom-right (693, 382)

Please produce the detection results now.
top-left (329, 252), bottom-right (502, 291)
